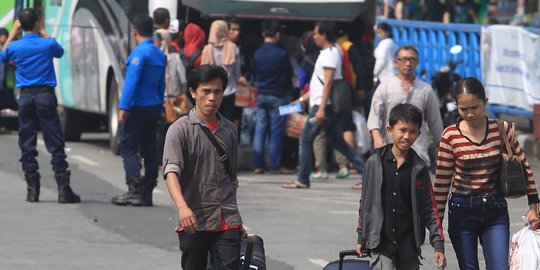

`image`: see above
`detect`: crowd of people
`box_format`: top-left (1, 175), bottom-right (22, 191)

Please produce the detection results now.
top-left (3, 6), bottom-right (540, 270)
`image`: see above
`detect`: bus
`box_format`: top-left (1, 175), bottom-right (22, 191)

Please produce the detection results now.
top-left (17, 0), bottom-right (375, 154)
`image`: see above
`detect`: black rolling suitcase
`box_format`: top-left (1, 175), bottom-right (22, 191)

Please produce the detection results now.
top-left (322, 250), bottom-right (371, 270)
top-left (241, 235), bottom-right (266, 270)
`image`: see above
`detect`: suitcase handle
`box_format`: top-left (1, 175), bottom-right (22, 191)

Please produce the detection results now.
top-left (339, 250), bottom-right (360, 270)
top-left (242, 235), bottom-right (257, 270)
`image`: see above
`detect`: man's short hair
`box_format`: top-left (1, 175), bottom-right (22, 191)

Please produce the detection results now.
top-left (315, 21), bottom-right (338, 43)
top-left (188, 65), bottom-right (229, 91)
top-left (153, 8), bottom-right (170, 26)
top-left (0, 28), bottom-right (8, 38)
top-left (388, 103), bottom-right (423, 128)
top-left (19, 8), bottom-right (40, 32)
top-left (395, 45), bottom-right (419, 58)
top-left (261, 20), bottom-right (280, 38)
top-left (133, 15), bottom-right (153, 37)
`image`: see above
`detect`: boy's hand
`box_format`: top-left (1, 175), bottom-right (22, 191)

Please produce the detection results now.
top-left (434, 251), bottom-right (446, 269)
top-left (355, 244), bottom-right (367, 257)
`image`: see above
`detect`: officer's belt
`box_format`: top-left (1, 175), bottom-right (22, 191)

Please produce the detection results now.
top-left (20, 86), bottom-right (55, 94)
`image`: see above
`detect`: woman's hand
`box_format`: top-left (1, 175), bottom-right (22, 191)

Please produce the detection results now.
top-left (526, 204), bottom-right (539, 230)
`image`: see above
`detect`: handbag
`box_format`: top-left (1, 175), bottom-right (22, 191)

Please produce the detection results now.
top-left (316, 76), bottom-right (353, 114)
top-left (285, 113), bottom-right (308, 139)
top-left (496, 119), bottom-right (528, 198)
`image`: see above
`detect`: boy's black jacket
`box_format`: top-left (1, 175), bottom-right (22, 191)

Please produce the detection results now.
top-left (357, 144), bottom-right (445, 255)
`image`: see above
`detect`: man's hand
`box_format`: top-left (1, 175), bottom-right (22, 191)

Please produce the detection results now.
top-left (434, 251), bottom-right (446, 269)
top-left (355, 244), bottom-right (367, 257)
top-left (179, 206), bottom-right (197, 233)
top-left (118, 109), bottom-right (126, 125)
top-left (373, 136), bottom-right (386, 149)
top-left (240, 227), bottom-right (247, 240)
top-left (315, 107), bottom-right (325, 124)
top-left (12, 20), bottom-right (22, 35)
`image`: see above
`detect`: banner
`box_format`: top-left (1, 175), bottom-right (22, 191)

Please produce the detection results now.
top-left (482, 25), bottom-right (540, 112)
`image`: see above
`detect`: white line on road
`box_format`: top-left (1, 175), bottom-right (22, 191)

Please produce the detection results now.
top-left (308, 259), bottom-right (329, 267)
top-left (70, 155), bottom-right (100, 166)
top-left (330, 210), bottom-right (357, 215)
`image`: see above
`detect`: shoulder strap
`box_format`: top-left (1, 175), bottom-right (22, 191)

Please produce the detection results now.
top-left (190, 49), bottom-right (202, 62)
top-left (496, 119), bottom-right (514, 156)
top-left (198, 124), bottom-right (233, 180)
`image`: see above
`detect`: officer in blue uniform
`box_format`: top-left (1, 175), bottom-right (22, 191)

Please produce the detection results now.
top-left (1, 8), bottom-right (80, 203)
top-left (111, 15), bottom-right (166, 207)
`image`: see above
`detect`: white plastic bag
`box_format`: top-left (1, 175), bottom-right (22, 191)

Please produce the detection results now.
top-left (509, 226), bottom-right (540, 270)
top-left (352, 111), bottom-right (372, 155)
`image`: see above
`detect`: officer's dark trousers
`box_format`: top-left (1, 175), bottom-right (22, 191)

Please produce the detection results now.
top-left (18, 88), bottom-right (68, 173)
top-left (178, 228), bottom-right (242, 270)
top-left (119, 106), bottom-right (161, 183)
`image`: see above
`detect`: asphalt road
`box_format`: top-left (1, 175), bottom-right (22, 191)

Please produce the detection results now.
top-left (0, 132), bottom-right (536, 270)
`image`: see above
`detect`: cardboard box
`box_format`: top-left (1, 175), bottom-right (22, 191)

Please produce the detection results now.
top-left (286, 113), bottom-right (308, 139)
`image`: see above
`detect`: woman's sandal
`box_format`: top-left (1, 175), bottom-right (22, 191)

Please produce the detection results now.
top-left (282, 181), bottom-right (309, 189)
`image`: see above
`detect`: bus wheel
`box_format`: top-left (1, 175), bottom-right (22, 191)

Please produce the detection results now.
top-left (59, 106), bottom-right (82, 141)
top-left (108, 78), bottom-right (120, 155)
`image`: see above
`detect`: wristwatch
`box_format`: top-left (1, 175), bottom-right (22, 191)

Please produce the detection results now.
top-left (298, 97), bottom-right (305, 103)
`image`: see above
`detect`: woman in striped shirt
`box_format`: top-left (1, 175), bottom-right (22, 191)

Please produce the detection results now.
top-left (434, 77), bottom-right (539, 269)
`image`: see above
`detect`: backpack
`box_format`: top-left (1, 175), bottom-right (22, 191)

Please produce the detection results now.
top-left (179, 49), bottom-right (202, 76)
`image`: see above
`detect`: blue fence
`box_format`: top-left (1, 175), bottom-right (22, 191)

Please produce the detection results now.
top-left (382, 19), bottom-right (482, 84)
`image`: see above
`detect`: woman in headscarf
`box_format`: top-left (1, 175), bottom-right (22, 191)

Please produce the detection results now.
top-left (201, 20), bottom-right (241, 123)
top-left (182, 22), bottom-right (206, 68)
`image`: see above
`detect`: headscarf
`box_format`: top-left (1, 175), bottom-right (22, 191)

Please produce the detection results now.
top-left (183, 23), bottom-right (206, 67)
top-left (201, 20), bottom-right (237, 66)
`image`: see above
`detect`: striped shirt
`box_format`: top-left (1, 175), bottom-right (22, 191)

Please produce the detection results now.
top-left (434, 118), bottom-right (539, 220)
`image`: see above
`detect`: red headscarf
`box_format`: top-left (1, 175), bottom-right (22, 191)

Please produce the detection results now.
top-left (183, 23), bottom-right (206, 67)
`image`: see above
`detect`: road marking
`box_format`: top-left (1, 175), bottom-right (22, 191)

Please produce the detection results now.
top-left (308, 259), bottom-right (328, 267)
top-left (70, 155), bottom-right (100, 166)
top-left (37, 138), bottom-right (45, 146)
top-left (330, 210), bottom-right (357, 215)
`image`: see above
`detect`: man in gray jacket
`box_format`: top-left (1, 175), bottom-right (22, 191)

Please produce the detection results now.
top-left (357, 104), bottom-right (446, 270)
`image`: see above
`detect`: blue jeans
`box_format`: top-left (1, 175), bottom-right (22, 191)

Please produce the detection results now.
top-left (18, 90), bottom-right (68, 173)
top-left (298, 105), bottom-right (364, 186)
top-left (120, 106), bottom-right (161, 184)
top-left (448, 194), bottom-right (510, 270)
top-left (240, 107), bottom-right (255, 146)
top-left (252, 94), bottom-right (287, 170)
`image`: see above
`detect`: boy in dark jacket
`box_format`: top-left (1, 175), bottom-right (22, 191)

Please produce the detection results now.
top-left (356, 103), bottom-right (446, 270)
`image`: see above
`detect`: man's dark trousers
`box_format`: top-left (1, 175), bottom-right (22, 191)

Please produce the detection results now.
top-left (178, 228), bottom-right (242, 270)
top-left (120, 106), bottom-right (161, 183)
top-left (18, 88), bottom-right (68, 173)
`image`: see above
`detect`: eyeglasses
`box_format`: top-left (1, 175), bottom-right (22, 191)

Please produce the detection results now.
top-left (396, 57), bottom-right (418, 63)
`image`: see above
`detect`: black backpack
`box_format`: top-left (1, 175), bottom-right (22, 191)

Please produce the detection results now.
top-left (179, 49), bottom-right (202, 76)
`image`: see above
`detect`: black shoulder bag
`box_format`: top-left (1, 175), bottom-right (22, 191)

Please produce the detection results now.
top-left (496, 119), bottom-right (528, 198)
top-left (198, 124), bottom-right (234, 181)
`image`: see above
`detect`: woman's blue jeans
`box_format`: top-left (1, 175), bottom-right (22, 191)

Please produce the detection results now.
top-left (448, 194), bottom-right (510, 270)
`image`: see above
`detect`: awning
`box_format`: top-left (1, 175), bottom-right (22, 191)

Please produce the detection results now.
top-left (181, 0), bottom-right (375, 23)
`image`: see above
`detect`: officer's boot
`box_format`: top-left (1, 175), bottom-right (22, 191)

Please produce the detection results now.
top-left (55, 171), bottom-right (81, 203)
top-left (111, 176), bottom-right (144, 206)
top-left (141, 176), bottom-right (156, 207)
top-left (25, 172), bottom-right (40, 202)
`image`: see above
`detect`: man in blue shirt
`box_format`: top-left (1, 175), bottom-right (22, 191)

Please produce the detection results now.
top-left (111, 15), bottom-right (166, 207)
top-left (252, 20), bottom-right (293, 174)
top-left (1, 8), bottom-right (80, 203)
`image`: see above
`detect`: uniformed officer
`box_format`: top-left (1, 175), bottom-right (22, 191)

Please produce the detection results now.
top-left (1, 8), bottom-right (80, 203)
top-left (111, 14), bottom-right (167, 207)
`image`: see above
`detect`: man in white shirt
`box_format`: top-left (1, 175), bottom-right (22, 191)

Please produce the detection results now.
top-left (368, 45), bottom-right (443, 165)
top-left (282, 21), bottom-right (364, 189)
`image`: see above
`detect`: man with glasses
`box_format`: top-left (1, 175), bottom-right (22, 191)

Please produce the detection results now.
top-left (367, 45), bottom-right (443, 165)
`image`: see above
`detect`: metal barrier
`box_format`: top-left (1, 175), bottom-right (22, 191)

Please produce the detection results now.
top-left (382, 18), bottom-right (482, 84)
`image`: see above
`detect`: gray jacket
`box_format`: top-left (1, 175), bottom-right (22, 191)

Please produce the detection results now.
top-left (357, 146), bottom-right (445, 255)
